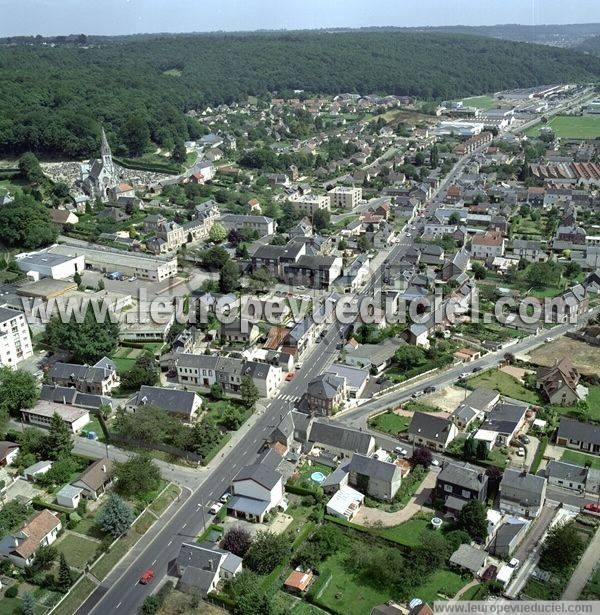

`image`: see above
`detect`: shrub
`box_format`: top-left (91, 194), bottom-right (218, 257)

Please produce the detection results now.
top-left (4, 585), bottom-right (18, 598)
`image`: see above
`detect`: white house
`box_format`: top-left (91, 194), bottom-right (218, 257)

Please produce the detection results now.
top-left (228, 464), bottom-right (285, 522)
top-left (24, 460), bottom-right (53, 481)
top-left (326, 485), bottom-right (364, 521)
top-left (0, 441), bottom-right (19, 467)
top-left (56, 485), bottom-right (83, 509)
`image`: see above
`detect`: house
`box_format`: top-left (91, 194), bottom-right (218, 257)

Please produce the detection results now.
top-left (126, 386), bottom-right (202, 422)
top-left (407, 413), bottom-right (458, 452)
top-left (284, 568), bottom-right (314, 594)
top-left (306, 373), bottom-right (347, 416)
top-left (556, 417), bottom-right (600, 456)
top-left (47, 358), bottom-right (119, 395)
top-left (71, 457), bottom-right (113, 500)
top-left (283, 255), bottom-right (343, 290)
top-left (348, 454), bottom-right (402, 501)
top-left (472, 230), bottom-right (505, 260)
top-left (56, 485), bottom-right (83, 509)
top-left (176, 542), bottom-right (242, 595)
top-left (24, 460), bottom-right (53, 481)
top-left (449, 544), bottom-right (489, 577)
top-left (474, 402), bottom-right (528, 449)
top-left (545, 460), bottom-right (588, 492)
top-left (0, 510), bottom-right (61, 568)
top-left (326, 485), bottom-right (364, 521)
top-left (343, 338), bottom-right (402, 372)
top-left (50, 209), bottom-right (79, 226)
top-left (220, 320), bottom-right (261, 345)
top-left (308, 421), bottom-right (375, 458)
top-left (499, 469), bottom-right (547, 518)
top-left (0, 441), bottom-right (19, 466)
top-left (325, 364), bottom-right (369, 398)
top-left (487, 518), bottom-right (529, 557)
top-left (536, 358), bottom-right (586, 406)
top-left (220, 214), bottom-right (276, 238)
top-left (228, 464), bottom-right (284, 523)
top-left (21, 401), bottom-right (90, 434)
top-left (511, 239), bottom-right (548, 263)
top-left (436, 461), bottom-right (488, 515)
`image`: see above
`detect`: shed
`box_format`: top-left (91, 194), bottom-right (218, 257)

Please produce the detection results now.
top-left (56, 485), bottom-right (83, 509)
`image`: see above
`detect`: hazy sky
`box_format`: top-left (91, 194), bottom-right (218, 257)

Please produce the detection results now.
top-left (1, 0), bottom-right (600, 37)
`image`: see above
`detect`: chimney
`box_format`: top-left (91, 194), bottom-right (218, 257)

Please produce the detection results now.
top-left (207, 558), bottom-right (214, 571)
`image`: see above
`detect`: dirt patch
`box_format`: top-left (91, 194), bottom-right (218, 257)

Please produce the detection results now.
top-left (423, 386), bottom-right (468, 413)
top-left (527, 338), bottom-right (600, 376)
top-left (500, 365), bottom-right (531, 382)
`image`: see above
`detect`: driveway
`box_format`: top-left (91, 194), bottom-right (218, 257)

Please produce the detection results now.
top-left (562, 524), bottom-right (600, 599)
top-left (353, 468), bottom-right (436, 527)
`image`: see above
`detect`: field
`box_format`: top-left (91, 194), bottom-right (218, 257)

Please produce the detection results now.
top-left (467, 369), bottom-right (542, 405)
top-left (526, 114), bottom-right (600, 139)
top-left (561, 449), bottom-right (600, 470)
top-left (459, 95), bottom-right (496, 110)
top-left (368, 410), bottom-right (410, 436)
top-left (528, 337), bottom-right (600, 377)
top-left (52, 577), bottom-right (97, 615)
top-left (55, 532), bottom-right (99, 570)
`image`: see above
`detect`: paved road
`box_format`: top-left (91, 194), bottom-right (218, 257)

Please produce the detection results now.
top-left (562, 523), bottom-right (600, 599)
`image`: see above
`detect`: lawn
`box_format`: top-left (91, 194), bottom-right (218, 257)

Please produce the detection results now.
top-left (582, 565), bottom-right (600, 599)
top-left (55, 532), bottom-right (99, 570)
top-left (368, 410), bottom-right (410, 436)
top-left (378, 515), bottom-right (431, 547)
top-left (467, 369), bottom-right (542, 405)
top-left (412, 568), bottom-right (466, 603)
top-left (561, 449), bottom-right (600, 470)
top-left (73, 515), bottom-right (105, 540)
top-left (460, 95), bottom-right (496, 110)
top-left (0, 597), bottom-right (24, 615)
top-left (527, 115), bottom-right (600, 139)
top-left (52, 577), bottom-right (97, 615)
top-left (149, 483), bottom-right (181, 516)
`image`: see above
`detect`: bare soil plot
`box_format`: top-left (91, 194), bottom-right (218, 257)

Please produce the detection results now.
top-left (528, 338), bottom-right (600, 376)
top-left (423, 386), bottom-right (468, 413)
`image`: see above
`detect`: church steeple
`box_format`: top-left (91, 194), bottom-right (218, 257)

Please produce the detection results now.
top-left (99, 126), bottom-right (115, 179)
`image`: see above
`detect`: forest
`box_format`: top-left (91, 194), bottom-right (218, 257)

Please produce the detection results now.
top-left (1, 30), bottom-right (599, 158)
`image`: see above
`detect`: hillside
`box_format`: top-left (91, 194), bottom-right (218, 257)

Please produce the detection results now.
top-left (1, 30), bottom-right (600, 158)
top-left (577, 34), bottom-right (600, 55)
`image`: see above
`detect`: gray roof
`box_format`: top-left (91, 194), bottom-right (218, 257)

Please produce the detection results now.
top-left (501, 469), bottom-right (546, 506)
top-left (49, 361), bottom-right (114, 384)
top-left (227, 495), bottom-right (271, 517)
top-left (177, 542), bottom-right (241, 592)
top-left (452, 405), bottom-right (478, 423)
top-left (326, 364), bottom-right (369, 390)
top-left (345, 338), bottom-right (402, 366)
top-left (546, 460), bottom-right (588, 483)
top-left (408, 413), bottom-right (454, 445)
top-left (490, 519), bottom-right (527, 551)
top-left (348, 453), bottom-right (401, 483)
top-left (450, 544), bottom-right (487, 573)
top-left (308, 421), bottom-right (374, 455)
top-left (307, 373), bottom-right (345, 400)
top-left (445, 495), bottom-right (469, 511)
top-left (233, 463), bottom-right (281, 490)
top-left (131, 385), bottom-right (198, 417)
top-left (321, 462), bottom-right (350, 488)
top-left (438, 461), bottom-right (488, 492)
top-left (464, 387), bottom-right (499, 412)
top-left (481, 402), bottom-right (527, 435)
top-left (557, 417), bottom-right (600, 447)
top-left (40, 385), bottom-right (113, 411)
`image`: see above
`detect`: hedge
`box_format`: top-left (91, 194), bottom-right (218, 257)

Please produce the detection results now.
top-left (32, 497), bottom-right (73, 515)
top-left (323, 514), bottom-right (411, 553)
top-left (285, 483), bottom-right (320, 497)
top-left (114, 157), bottom-right (180, 175)
top-left (530, 436), bottom-right (548, 475)
top-left (207, 592), bottom-right (236, 608)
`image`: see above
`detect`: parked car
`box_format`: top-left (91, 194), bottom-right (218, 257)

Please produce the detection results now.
top-left (423, 386), bottom-right (436, 394)
top-left (411, 391), bottom-right (423, 399)
top-left (285, 372), bottom-right (294, 381)
top-left (296, 362), bottom-right (303, 370)
top-left (517, 447), bottom-right (526, 457)
top-left (584, 503), bottom-right (600, 514)
top-left (472, 366), bottom-right (482, 373)
top-left (394, 446), bottom-right (408, 456)
top-left (520, 435), bottom-right (530, 444)
top-left (209, 502), bottom-right (223, 515)
top-left (431, 459), bottom-right (440, 467)
top-left (219, 492), bottom-right (230, 504)
top-left (509, 558), bottom-right (520, 569)
top-left (139, 569), bottom-right (154, 584)
top-left (459, 372), bottom-right (469, 379)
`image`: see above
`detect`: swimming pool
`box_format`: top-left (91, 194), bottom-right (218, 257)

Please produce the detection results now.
top-left (310, 471), bottom-right (326, 484)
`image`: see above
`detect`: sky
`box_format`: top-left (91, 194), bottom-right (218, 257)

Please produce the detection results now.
top-left (1, 0), bottom-right (600, 37)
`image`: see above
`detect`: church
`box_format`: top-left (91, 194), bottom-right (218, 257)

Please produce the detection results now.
top-left (79, 128), bottom-right (118, 202)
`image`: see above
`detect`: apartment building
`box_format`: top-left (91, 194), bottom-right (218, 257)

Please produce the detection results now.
top-left (0, 307), bottom-right (33, 368)
top-left (328, 186), bottom-right (362, 210)
top-left (288, 194), bottom-right (330, 216)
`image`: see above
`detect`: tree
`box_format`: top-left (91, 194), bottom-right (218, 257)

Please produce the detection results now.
top-left (209, 222), bottom-right (227, 244)
top-left (18, 152), bottom-right (46, 184)
top-left (458, 500), bottom-right (488, 541)
top-left (190, 417), bottom-right (221, 459)
top-left (249, 268), bottom-right (276, 293)
top-left (539, 521), bottom-right (584, 573)
top-left (338, 238), bottom-right (348, 251)
top-left (228, 228), bottom-right (244, 246)
top-left (45, 413), bottom-right (73, 459)
top-left (97, 493), bottom-right (134, 537)
top-left (564, 261), bottom-right (582, 279)
top-left (222, 526), bottom-right (253, 557)
top-left (0, 368), bottom-right (38, 422)
top-left (430, 145), bottom-right (439, 168)
top-left (393, 345), bottom-right (426, 370)
top-left (171, 140), bottom-right (187, 164)
top-left (21, 593), bottom-right (35, 615)
top-left (476, 439), bottom-right (488, 461)
top-left (244, 530), bottom-right (289, 574)
top-left (240, 376), bottom-right (259, 409)
top-left (411, 446), bottom-right (432, 468)
top-left (119, 353), bottom-right (158, 392)
top-left (313, 209), bottom-right (331, 231)
top-left (357, 235), bottom-right (372, 252)
top-left (228, 571), bottom-right (275, 615)
top-left (120, 114), bottom-right (150, 156)
top-left (471, 262), bottom-right (487, 280)
top-left (57, 552), bottom-right (73, 592)
top-left (115, 454), bottom-right (161, 498)
top-left (449, 212), bottom-right (461, 225)
top-left (43, 307), bottom-right (119, 364)
top-left (219, 260), bottom-right (240, 293)
top-left (73, 271), bottom-right (82, 289)
top-left (202, 246), bottom-right (230, 270)
top-left (463, 437), bottom-right (476, 461)
top-left (210, 382), bottom-right (224, 400)
top-left (415, 151), bottom-right (425, 166)
top-left (0, 193), bottom-right (58, 249)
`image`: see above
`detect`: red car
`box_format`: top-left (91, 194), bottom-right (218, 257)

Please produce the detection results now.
top-left (584, 503), bottom-right (600, 514)
top-left (285, 372), bottom-right (295, 381)
top-left (139, 569), bottom-right (154, 584)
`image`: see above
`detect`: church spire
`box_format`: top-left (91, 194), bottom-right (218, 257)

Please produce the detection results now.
top-left (100, 126), bottom-right (111, 159)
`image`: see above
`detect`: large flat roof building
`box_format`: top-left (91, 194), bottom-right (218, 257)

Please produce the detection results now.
top-left (15, 249), bottom-right (85, 281)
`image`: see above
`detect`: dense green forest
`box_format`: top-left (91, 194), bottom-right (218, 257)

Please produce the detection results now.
top-left (1, 30), bottom-right (599, 158)
top-left (577, 35), bottom-right (600, 55)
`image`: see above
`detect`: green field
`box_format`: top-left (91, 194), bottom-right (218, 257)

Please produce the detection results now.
top-left (527, 115), bottom-right (600, 139)
top-left (561, 449), bottom-right (600, 470)
top-left (460, 95), bottom-right (496, 110)
top-left (467, 369), bottom-right (542, 405)
top-left (369, 410), bottom-right (410, 436)
top-left (55, 533), bottom-right (99, 570)
top-left (52, 577), bottom-right (97, 615)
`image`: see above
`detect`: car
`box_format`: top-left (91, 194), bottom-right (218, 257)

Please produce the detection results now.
top-left (517, 447), bottom-right (526, 457)
top-left (424, 386), bottom-right (436, 394)
top-left (545, 337), bottom-right (553, 343)
top-left (406, 232), bottom-right (411, 237)
top-left (128, 276), bottom-right (137, 282)
top-left (285, 372), bottom-right (294, 381)
top-left (394, 446), bottom-right (408, 456)
top-left (296, 285), bottom-right (306, 291)
top-left (295, 362), bottom-right (303, 370)
top-left (431, 459), bottom-right (440, 467)
top-left (584, 503), bottom-right (600, 514)
top-left (209, 502), bottom-right (223, 515)
top-left (472, 366), bottom-right (482, 373)
top-left (520, 435), bottom-right (530, 444)
top-left (220, 492), bottom-right (230, 504)
top-left (411, 391), bottom-right (423, 399)
top-left (139, 569), bottom-right (154, 584)
top-left (509, 558), bottom-right (520, 569)
top-left (459, 372), bottom-right (469, 379)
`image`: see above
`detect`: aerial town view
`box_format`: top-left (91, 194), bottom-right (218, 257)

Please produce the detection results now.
top-left (0, 1), bottom-right (600, 614)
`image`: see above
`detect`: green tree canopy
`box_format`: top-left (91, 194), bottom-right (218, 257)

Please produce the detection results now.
top-left (0, 193), bottom-right (58, 249)
top-left (97, 493), bottom-right (135, 538)
top-left (115, 454), bottom-right (161, 498)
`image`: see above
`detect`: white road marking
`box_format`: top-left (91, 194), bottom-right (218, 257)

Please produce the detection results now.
top-left (116, 602), bottom-right (122, 609)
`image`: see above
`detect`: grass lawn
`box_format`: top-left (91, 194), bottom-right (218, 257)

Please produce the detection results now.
top-left (413, 568), bottom-right (467, 603)
top-left (369, 411), bottom-right (410, 436)
top-left (527, 115), bottom-right (600, 139)
top-left (316, 550), bottom-right (395, 615)
top-left (460, 95), bottom-right (496, 110)
top-left (459, 583), bottom-right (488, 601)
top-left (52, 577), bottom-right (97, 615)
top-left (73, 515), bottom-right (106, 540)
top-left (0, 597), bottom-right (24, 615)
top-left (467, 369), bottom-right (542, 405)
top-left (148, 483), bottom-right (181, 516)
top-left (522, 577), bottom-right (558, 600)
top-left (55, 533), bottom-right (99, 570)
top-left (378, 516), bottom-right (431, 547)
top-left (582, 565), bottom-right (600, 599)
top-left (561, 449), bottom-right (600, 470)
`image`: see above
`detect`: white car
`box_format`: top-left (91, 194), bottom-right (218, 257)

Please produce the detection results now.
top-left (394, 446), bottom-right (408, 456)
top-left (431, 459), bottom-right (440, 467)
top-left (509, 558), bottom-right (520, 569)
top-left (517, 447), bottom-right (526, 457)
top-left (460, 372), bottom-right (469, 379)
top-left (545, 337), bottom-right (553, 343)
top-left (219, 493), bottom-right (230, 504)
top-left (209, 502), bottom-right (223, 515)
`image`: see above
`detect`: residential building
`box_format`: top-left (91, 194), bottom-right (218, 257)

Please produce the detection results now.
top-left (449, 544), bottom-right (489, 577)
top-left (348, 454), bottom-right (402, 501)
top-left (487, 518), bottom-right (529, 557)
top-left (325, 485), bottom-right (364, 521)
top-left (343, 338), bottom-right (402, 373)
top-left (306, 373), bottom-right (347, 416)
top-left (288, 194), bottom-right (330, 216)
top-left (283, 255), bottom-right (342, 289)
top-left (126, 385), bottom-right (202, 422)
top-left (511, 239), bottom-right (548, 263)
top-left (47, 358), bottom-right (119, 395)
top-left (176, 542), bottom-right (242, 595)
top-left (24, 460), bottom-right (53, 481)
top-left (220, 214), bottom-right (276, 237)
top-left (536, 357), bottom-right (586, 406)
top-left (220, 320), bottom-right (261, 345)
top-left (325, 363), bottom-right (369, 398)
top-left (472, 230), bottom-right (505, 260)
top-left (71, 457), bottom-right (113, 499)
top-left (0, 441), bottom-right (19, 467)
top-left (328, 186), bottom-right (362, 210)
top-left (0, 510), bottom-right (61, 568)
top-left (474, 402), bottom-right (527, 449)
top-left (15, 249), bottom-right (85, 280)
top-left (436, 461), bottom-right (488, 515)
top-left (407, 413), bottom-right (458, 452)
top-left (556, 417), bottom-right (600, 456)
top-left (307, 421), bottom-right (375, 458)
top-left (499, 469), bottom-right (547, 518)
top-left (0, 306), bottom-right (33, 368)
top-left (228, 464), bottom-right (284, 523)
top-left (21, 401), bottom-right (90, 433)
top-left (545, 460), bottom-right (587, 492)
